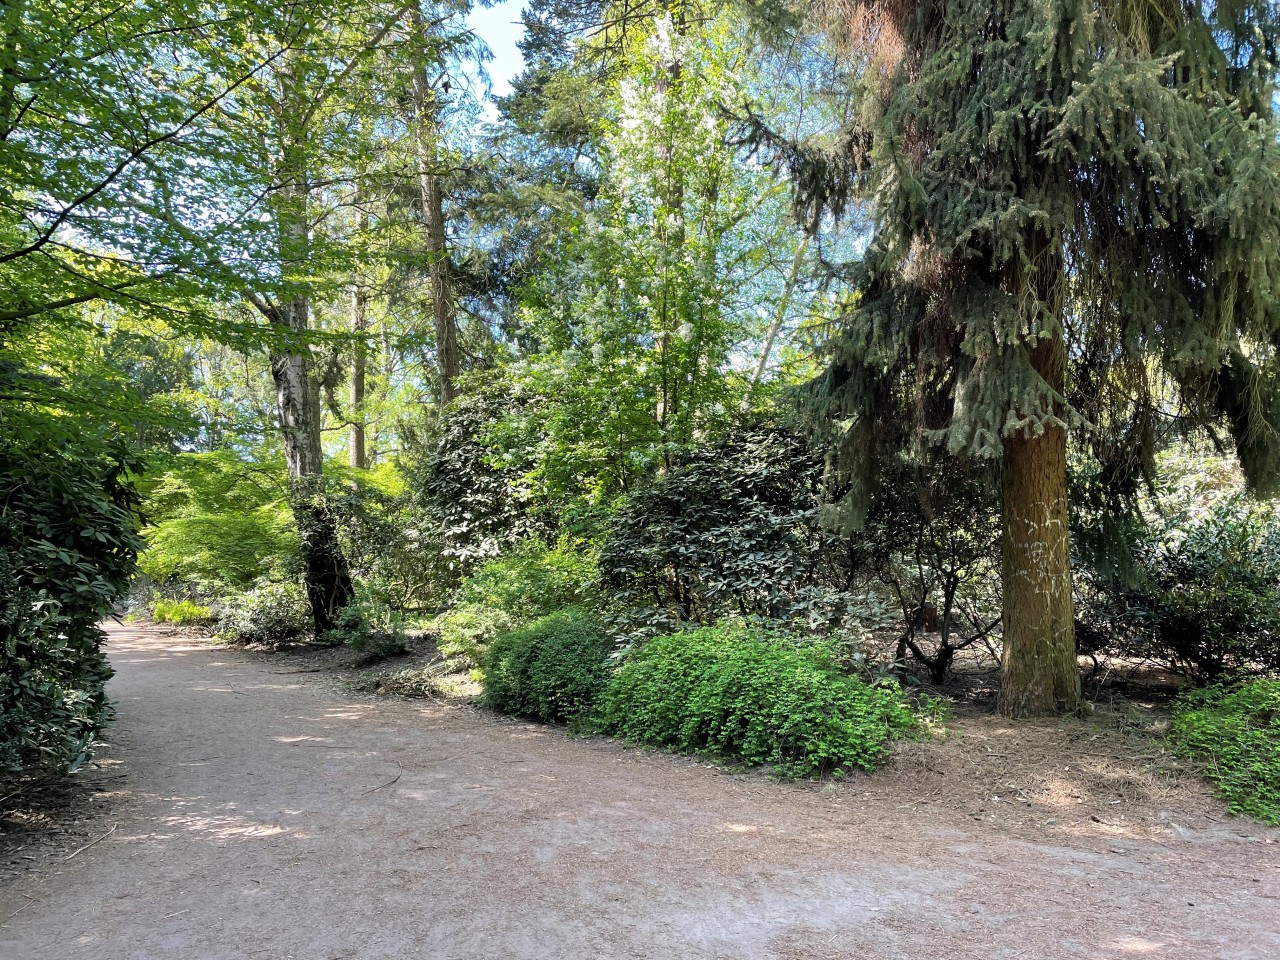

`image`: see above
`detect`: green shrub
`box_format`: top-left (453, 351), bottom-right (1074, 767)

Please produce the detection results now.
top-left (1077, 495), bottom-right (1280, 681)
top-left (0, 417), bottom-right (141, 772)
top-left (151, 598), bottom-right (214, 625)
top-left (323, 593), bottom-right (409, 661)
top-left (1172, 681), bottom-right (1280, 825)
top-left (139, 450), bottom-right (298, 595)
top-left (594, 625), bottom-right (918, 777)
top-left (437, 539), bottom-right (598, 664)
top-left (437, 602), bottom-right (516, 664)
top-left (599, 428), bottom-right (834, 639)
top-left (481, 608), bottom-right (613, 723)
top-left (215, 581), bottom-right (310, 646)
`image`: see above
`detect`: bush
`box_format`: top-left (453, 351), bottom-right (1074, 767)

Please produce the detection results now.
top-left (437, 539), bottom-right (598, 664)
top-left (1171, 681), bottom-right (1280, 825)
top-left (215, 581), bottom-right (311, 646)
top-left (480, 609), bottom-right (613, 723)
top-left (151, 598), bottom-right (214, 625)
top-left (323, 594), bottom-right (409, 661)
top-left (138, 450), bottom-right (297, 595)
top-left (1077, 495), bottom-right (1280, 681)
top-left (0, 418), bottom-right (141, 772)
top-left (594, 624), bottom-right (918, 777)
top-left (599, 427), bottom-right (853, 640)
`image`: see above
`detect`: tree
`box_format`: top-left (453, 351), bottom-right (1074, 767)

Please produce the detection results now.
top-left (759, 0), bottom-right (1280, 715)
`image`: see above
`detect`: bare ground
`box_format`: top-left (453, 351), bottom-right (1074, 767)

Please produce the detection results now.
top-left (1, 623), bottom-right (1277, 960)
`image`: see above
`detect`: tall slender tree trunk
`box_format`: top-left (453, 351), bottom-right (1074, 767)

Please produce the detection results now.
top-left (998, 240), bottom-right (1082, 717)
top-left (349, 282), bottom-right (368, 469)
top-left (266, 53), bottom-right (353, 635)
top-left (349, 199), bottom-right (369, 470)
top-left (746, 234), bottom-right (811, 405)
top-left (409, 8), bottom-right (458, 409)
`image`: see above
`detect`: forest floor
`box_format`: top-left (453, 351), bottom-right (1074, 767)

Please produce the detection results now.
top-left (1, 623), bottom-right (1278, 960)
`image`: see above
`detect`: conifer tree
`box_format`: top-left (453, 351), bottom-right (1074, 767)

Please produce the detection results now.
top-left (764, 0), bottom-right (1280, 715)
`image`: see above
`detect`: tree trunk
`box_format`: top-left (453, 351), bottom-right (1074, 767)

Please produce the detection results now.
top-left (997, 329), bottom-right (1082, 717)
top-left (349, 282), bottom-right (367, 469)
top-left (266, 53), bottom-right (353, 635)
top-left (409, 8), bottom-right (458, 409)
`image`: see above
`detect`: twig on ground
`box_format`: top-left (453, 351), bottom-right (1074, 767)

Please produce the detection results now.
top-left (360, 763), bottom-right (403, 796)
top-left (63, 824), bottom-right (116, 861)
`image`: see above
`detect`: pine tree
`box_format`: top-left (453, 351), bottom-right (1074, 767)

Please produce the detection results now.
top-left (764, 0), bottom-right (1280, 715)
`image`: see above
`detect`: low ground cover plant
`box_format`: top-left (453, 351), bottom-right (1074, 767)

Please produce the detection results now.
top-left (151, 598), bottom-right (214, 625)
top-left (1171, 681), bottom-right (1280, 825)
top-left (593, 624), bottom-right (919, 778)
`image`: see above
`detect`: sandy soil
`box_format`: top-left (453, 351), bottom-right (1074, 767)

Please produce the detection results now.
top-left (1, 623), bottom-right (1277, 960)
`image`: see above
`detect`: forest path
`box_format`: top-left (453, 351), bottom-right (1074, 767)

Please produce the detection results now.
top-left (2, 623), bottom-right (1278, 960)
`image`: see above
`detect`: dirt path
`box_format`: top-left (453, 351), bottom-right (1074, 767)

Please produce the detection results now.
top-left (2, 624), bottom-right (1278, 960)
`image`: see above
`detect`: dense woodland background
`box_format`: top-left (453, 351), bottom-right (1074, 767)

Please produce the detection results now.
top-left (3, 0), bottom-right (1280, 821)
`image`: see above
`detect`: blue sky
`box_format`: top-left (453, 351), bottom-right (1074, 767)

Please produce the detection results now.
top-left (469, 0), bottom-right (527, 100)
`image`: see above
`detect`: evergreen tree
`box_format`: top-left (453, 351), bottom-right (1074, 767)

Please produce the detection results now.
top-left (760, 0), bottom-right (1280, 715)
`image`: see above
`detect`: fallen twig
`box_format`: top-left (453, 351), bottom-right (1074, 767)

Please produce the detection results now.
top-left (63, 825), bottom-right (116, 861)
top-left (360, 763), bottom-right (403, 796)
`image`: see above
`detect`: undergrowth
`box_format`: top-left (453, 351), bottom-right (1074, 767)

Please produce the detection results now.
top-left (593, 624), bottom-right (920, 778)
top-left (1171, 680), bottom-right (1280, 825)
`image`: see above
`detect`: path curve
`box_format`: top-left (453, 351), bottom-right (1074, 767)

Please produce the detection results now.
top-left (1, 624), bottom-right (1278, 959)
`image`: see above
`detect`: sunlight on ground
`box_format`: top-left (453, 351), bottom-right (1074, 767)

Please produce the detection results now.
top-left (1107, 937), bottom-right (1169, 954)
top-left (156, 814), bottom-right (298, 842)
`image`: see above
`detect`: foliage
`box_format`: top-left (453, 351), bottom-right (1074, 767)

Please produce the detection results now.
top-left (0, 415), bottom-right (142, 772)
top-left (215, 581), bottom-right (311, 647)
top-left (854, 456), bottom-right (1003, 682)
top-left (150, 598), bottom-right (214, 625)
top-left (328, 464), bottom-right (446, 613)
top-left (599, 426), bottom-right (874, 640)
top-left (593, 623), bottom-right (918, 777)
top-left (1078, 495), bottom-right (1280, 681)
top-left (412, 388), bottom-right (547, 577)
top-left (139, 451), bottom-right (297, 595)
top-left (1172, 681), bottom-right (1280, 825)
top-left (480, 608), bottom-right (613, 724)
top-left (437, 538), bottom-right (598, 664)
top-left (323, 592), bottom-right (408, 661)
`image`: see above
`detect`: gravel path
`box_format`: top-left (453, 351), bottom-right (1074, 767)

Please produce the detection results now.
top-left (1, 623), bottom-right (1278, 959)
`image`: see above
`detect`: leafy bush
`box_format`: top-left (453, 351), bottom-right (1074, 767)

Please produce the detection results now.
top-left (323, 593), bottom-right (409, 661)
top-left (215, 581), bottom-right (311, 646)
top-left (599, 427), bottom-right (853, 639)
top-left (0, 417), bottom-right (141, 772)
top-left (853, 456), bottom-right (1002, 681)
top-left (1077, 495), bottom-right (1280, 681)
top-left (1171, 681), bottom-right (1280, 825)
top-left (151, 598), bottom-right (214, 625)
top-left (437, 539), bottom-right (598, 664)
top-left (410, 389), bottom-right (547, 578)
top-left (480, 608), bottom-right (613, 723)
top-left (593, 624), bottom-right (918, 777)
top-left (139, 450), bottom-right (297, 595)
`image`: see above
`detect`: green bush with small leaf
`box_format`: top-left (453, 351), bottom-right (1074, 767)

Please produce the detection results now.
top-left (1171, 681), bottom-right (1280, 825)
top-left (480, 608), bottom-right (613, 724)
top-left (323, 593), bottom-right (409, 661)
top-left (437, 539), bottom-right (598, 664)
top-left (215, 581), bottom-right (311, 646)
top-left (151, 598), bottom-right (214, 625)
top-left (594, 624), bottom-right (918, 777)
